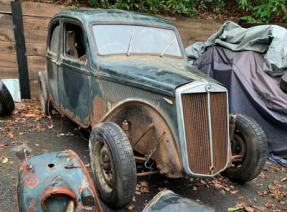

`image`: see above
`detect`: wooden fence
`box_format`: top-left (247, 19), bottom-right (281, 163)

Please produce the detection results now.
top-left (0, 0), bottom-right (69, 97)
top-left (9, 1), bottom-right (285, 97)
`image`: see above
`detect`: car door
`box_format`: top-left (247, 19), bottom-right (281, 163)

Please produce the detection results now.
top-left (46, 19), bottom-right (61, 106)
top-left (58, 19), bottom-right (90, 127)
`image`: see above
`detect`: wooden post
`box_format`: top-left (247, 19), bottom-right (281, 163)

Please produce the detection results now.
top-left (11, 1), bottom-right (31, 99)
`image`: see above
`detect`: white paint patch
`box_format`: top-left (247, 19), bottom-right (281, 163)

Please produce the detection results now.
top-left (2, 79), bottom-right (21, 102)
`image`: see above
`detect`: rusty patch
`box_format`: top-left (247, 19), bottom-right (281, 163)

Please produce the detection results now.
top-left (27, 199), bottom-right (36, 212)
top-left (92, 96), bottom-right (106, 127)
top-left (61, 107), bottom-right (88, 128)
top-left (22, 168), bottom-right (40, 188)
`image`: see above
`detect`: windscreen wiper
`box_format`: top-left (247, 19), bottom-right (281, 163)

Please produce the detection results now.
top-left (160, 38), bottom-right (176, 57)
top-left (127, 29), bottom-right (135, 56)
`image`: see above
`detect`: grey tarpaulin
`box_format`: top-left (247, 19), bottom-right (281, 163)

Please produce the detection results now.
top-left (186, 21), bottom-right (287, 76)
top-left (193, 46), bottom-right (287, 167)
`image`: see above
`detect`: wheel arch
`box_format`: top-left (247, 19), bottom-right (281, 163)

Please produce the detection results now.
top-left (97, 99), bottom-right (183, 178)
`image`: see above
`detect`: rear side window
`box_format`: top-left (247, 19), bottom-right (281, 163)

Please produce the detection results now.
top-left (64, 23), bottom-right (86, 62)
top-left (49, 22), bottom-right (60, 53)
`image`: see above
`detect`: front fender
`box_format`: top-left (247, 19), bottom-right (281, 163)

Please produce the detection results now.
top-left (103, 100), bottom-right (183, 178)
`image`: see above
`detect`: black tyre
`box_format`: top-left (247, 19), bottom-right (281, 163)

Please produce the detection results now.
top-left (89, 122), bottom-right (137, 208)
top-left (280, 73), bottom-right (287, 92)
top-left (0, 101), bottom-right (3, 115)
top-left (223, 114), bottom-right (267, 184)
top-left (0, 80), bottom-right (15, 115)
top-left (38, 71), bottom-right (52, 115)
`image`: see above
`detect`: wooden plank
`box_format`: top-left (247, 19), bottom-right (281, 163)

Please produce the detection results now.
top-left (11, 1), bottom-right (30, 99)
top-left (21, 2), bottom-right (68, 18)
top-left (24, 30), bottom-right (47, 44)
top-left (0, 41), bottom-right (15, 54)
top-left (26, 67), bottom-right (43, 82)
top-left (29, 79), bottom-right (38, 98)
top-left (0, 41), bottom-right (46, 56)
top-left (23, 16), bottom-right (50, 31)
top-left (22, 16), bottom-right (50, 43)
top-left (26, 42), bottom-right (46, 56)
top-left (27, 56), bottom-right (46, 68)
top-left (0, 0), bottom-right (13, 14)
top-left (0, 13), bottom-right (14, 42)
top-left (0, 67), bottom-right (18, 79)
top-left (0, 53), bottom-right (17, 67)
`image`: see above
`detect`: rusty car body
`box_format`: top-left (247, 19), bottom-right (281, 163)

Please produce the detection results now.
top-left (143, 190), bottom-right (215, 212)
top-left (17, 150), bottom-right (102, 212)
top-left (38, 9), bottom-right (267, 208)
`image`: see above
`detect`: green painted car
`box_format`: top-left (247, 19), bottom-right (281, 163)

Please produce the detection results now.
top-left (38, 9), bottom-right (267, 208)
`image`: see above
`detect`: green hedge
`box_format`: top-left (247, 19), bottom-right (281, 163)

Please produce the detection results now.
top-left (84, 0), bottom-right (287, 23)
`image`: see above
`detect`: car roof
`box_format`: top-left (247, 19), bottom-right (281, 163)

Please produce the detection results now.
top-left (54, 9), bottom-right (176, 28)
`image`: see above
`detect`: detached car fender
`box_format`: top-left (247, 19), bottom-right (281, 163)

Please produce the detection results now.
top-left (17, 150), bottom-right (102, 212)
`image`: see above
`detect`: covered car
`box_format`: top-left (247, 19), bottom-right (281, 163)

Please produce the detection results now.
top-left (186, 22), bottom-right (287, 166)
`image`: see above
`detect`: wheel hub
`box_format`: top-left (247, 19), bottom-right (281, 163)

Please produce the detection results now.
top-left (92, 140), bottom-right (115, 194)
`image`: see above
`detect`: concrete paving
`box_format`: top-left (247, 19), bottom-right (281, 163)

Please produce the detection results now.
top-left (0, 101), bottom-right (286, 212)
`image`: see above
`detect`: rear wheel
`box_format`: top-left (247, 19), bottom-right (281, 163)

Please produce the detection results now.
top-left (89, 122), bottom-right (136, 208)
top-left (38, 71), bottom-right (52, 115)
top-left (223, 114), bottom-right (267, 184)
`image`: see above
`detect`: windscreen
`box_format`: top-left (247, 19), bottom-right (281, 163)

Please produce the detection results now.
top-left (93, 25), bottom-right (182, 57)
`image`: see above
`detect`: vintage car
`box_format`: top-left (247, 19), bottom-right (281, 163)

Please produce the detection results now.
top-left (38, 9), bottom-right (267, 208)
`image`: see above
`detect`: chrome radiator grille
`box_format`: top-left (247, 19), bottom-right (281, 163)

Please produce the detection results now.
top-left (181, 92), bottom-right (228, 175)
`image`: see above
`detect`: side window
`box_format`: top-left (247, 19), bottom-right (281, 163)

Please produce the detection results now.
top-left (64, 23), bottom-right (86, 62)
top-left (49, 22), bottom-right (60, 53)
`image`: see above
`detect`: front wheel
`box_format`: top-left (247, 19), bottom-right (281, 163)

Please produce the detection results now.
top-left (89, 122), bottom-right (137, 208)
top-left (223, 114), bottom-right (267, 184)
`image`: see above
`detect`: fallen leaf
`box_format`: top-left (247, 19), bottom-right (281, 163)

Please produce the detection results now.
top-left (228, 207), bottom-right (243, 211)
top-left (127, 205), bottom-right (134, 210)
top-left (230, 190), bottom-right (238, 194)
top-left (259, 172), bottom-right (266, 179)
top-left (244, 206), bottom-right (254, 212)
top-left (281, 177), bottom-right (287, 182)
top-left (200, 179), bottom-right (206, 185)
top-left (7, 133), bottom-right (14, 139)
top-left (157, 187), bottom-right (166, 191)
top-left (139, 181), bottom-right (149, 192)
top-left (192, 186), bottom-right (197, 191)
top-left (2, 158), bottom-right (8, 163)
top-left (57, 133), bottom-right (65, 137)
top-left (23, 113), bottom-right (38, 118)
top-left (9, 161), bottom-right (15, 166)
top-left (237, 196), bottom-right (244, 200)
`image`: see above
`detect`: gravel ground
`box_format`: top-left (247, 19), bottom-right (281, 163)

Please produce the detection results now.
top-left (0, 100), bottom-right (286, 212)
